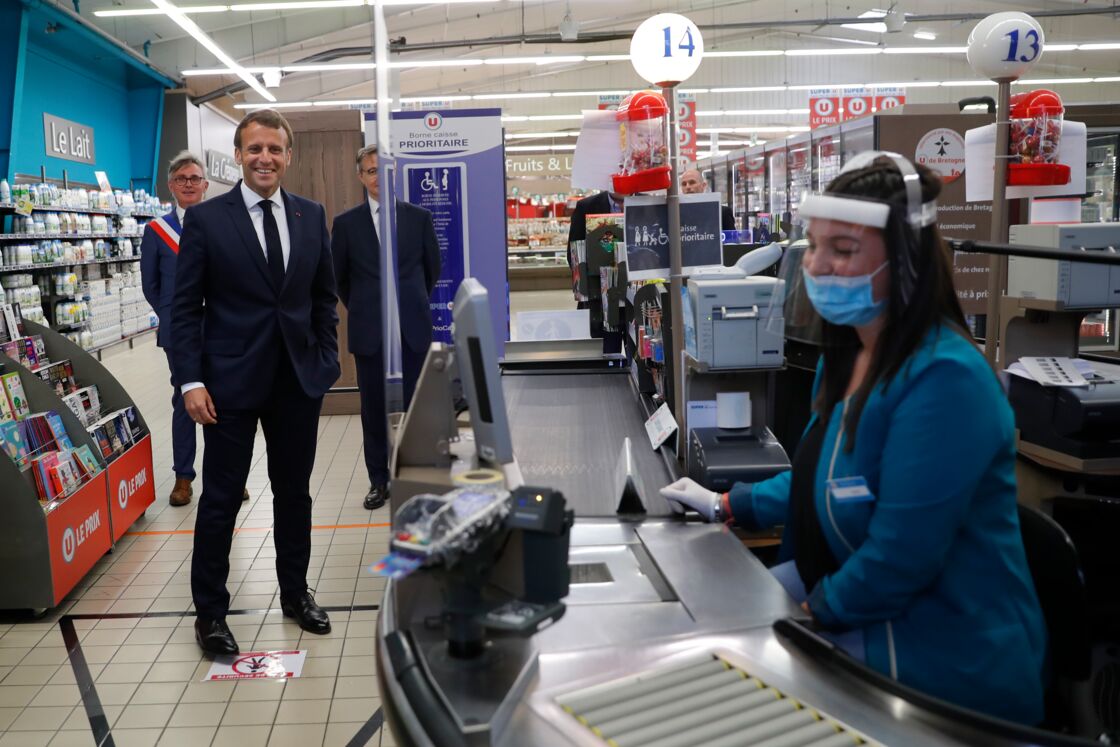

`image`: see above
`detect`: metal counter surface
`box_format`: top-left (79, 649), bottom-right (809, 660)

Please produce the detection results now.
top-left (503, 372), bottom-right (677, 516)
top-left (379, 519), bottom-right (991, 747)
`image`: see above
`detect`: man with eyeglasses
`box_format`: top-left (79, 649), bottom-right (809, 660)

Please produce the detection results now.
top-left (142, 151), bottom-right (227, 507)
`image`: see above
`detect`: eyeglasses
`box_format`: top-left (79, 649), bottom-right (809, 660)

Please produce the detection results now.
top-left (172, 175), bottom-right (205, 186)
top-left (361, 168), bottom-right (378, 178)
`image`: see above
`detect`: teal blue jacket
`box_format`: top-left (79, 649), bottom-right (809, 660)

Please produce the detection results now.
top-left (730, 325), bottom-right (1046, 725)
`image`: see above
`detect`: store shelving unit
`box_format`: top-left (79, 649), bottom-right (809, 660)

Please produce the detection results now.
top-left (507, 216), bottom-right (571, 291)
top-left (0, 180), bottom-right (161, 347)
top-left (0, 317), bottom-right (156, 610)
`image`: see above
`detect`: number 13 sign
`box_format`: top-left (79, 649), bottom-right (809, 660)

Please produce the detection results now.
top-left (630, 13), bottom-right (705, 86)
top-left (967, 12), bottom-right (1045, 82)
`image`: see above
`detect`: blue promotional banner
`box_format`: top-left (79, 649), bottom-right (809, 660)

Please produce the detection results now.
top-left (404, 163), bottom-right (467, 343)
top-left (364, 109), bottom-right (507, 356)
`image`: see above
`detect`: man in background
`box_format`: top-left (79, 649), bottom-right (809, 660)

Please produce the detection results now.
top-left (140, 152), bottom-right (209, 507)
top-left (172, 109), bottom-right (340, 655)
top-left (680, 167), bottom-right (736, 230)
top-left (331, 146), bottom-right (440, 511)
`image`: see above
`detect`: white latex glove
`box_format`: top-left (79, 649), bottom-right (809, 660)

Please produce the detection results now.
top-left (660, 478), bottom-right (721, 522)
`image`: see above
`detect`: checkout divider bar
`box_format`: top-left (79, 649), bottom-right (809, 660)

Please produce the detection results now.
top-left (946, 238), bottom-right (1120, 266)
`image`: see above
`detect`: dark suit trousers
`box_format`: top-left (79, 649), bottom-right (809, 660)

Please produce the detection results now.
top-left (354, 343), bottom-right (426, 487)
top-left (164, 350), bottom-right (197, 480)
top-left (191, 346), bottom-right (323, 619)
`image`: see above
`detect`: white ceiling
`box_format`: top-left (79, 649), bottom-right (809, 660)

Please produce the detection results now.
top-left (77, 0), bottom-right (1120, 149)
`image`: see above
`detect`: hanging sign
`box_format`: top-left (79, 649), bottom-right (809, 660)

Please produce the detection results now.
top-left (43, 114), bottom-right (96, 165)
top-left (630, 13), bottom-right (705, 86)
top-left (808, 90), bottom-right (842, 129)
top-left (678, 93), bottom-right (698, 164)
top-left (841, 89), bottom-right (874, 120)
top-left (874, 87), bottom-right (907, 112)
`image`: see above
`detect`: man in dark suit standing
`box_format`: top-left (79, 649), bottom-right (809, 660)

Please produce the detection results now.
top-left (171, 109), bottom-right (340, 655)
top-left (140, 151), bottom-right (207, 507)
top-left (331, 146), bottom-right (439, 511)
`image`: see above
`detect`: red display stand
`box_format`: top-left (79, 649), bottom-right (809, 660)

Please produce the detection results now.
top-left (107, 434), bottom-right (156, 542)
top-left (45, 472), bottom-right (112, 602)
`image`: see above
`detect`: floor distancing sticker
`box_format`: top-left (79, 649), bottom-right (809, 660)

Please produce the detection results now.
top-left (204, 650), bottom-right (307, 681)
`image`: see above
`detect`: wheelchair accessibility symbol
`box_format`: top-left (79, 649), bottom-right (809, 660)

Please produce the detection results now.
top-left (419, 168), bottom-right (451, 193)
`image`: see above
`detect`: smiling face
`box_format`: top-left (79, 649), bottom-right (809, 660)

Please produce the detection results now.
top-left (168, 162), bottom-right (207, 209)
top-left (235, 122), bottom-right (290, 198)
top-left (803, 218), bottom-right (891, 303)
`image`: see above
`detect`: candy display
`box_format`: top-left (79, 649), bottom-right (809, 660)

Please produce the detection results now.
top-left (1008, 88), bottom-right (1072, 187)
top-left (612, 90), bottom-right (671, 195)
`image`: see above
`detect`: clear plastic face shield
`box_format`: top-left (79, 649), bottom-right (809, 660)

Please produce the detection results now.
top-left (777, 151), bottom-right (938, 341)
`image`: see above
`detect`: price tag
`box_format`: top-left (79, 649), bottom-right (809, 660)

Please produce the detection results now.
top-left (14, 198), bottom-right (33, 217)
top-left (94, 170), bottom-right (112, 193)
top-left (644, 402), bottom-right (678, 450)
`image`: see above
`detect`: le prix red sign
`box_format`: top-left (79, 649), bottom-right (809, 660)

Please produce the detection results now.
top-left (107, 434), bottom-right (156, 541)
top-left (47, 472), bottom-right (110, 603)
top-left (810, 87), bottom-right (907, 129)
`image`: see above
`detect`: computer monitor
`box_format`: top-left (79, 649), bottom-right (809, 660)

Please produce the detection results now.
top-left (452, 278), bottom-right (514, 468)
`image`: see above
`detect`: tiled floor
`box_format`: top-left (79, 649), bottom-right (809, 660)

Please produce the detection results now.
top-left (0, 331), bottom-right (398, 747)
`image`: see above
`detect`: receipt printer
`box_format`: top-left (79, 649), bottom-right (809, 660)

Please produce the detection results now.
top-left (688, 427), bottom-right (791, 492)
top-left (1009, 376), bottom-right (1120, 460)
top-left (685, 276), bottom-right (785, 369)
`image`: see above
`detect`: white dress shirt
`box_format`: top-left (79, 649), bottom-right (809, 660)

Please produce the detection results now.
top-left (242, 180), bottom-right (291, 270)
top-left (181, 183), bottom-right (291, 397)
top-left (175, 205), bottom-right (185, 226)
top-left (367, 195), bottom-right (380, 245)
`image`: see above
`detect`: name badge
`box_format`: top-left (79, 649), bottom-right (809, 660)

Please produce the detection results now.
top-left (827, 476), bottom-right (875, 503)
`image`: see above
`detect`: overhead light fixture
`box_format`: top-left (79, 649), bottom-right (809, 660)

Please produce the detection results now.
top-left (398, 94), bottom-right (472, 103)
top-left (883, 46), bottom-right (966, 55)
top-left (1016, 77), bottom-right (1095, 85)
top-left (710, 85), bottom-right (787, 93)
top-left (841, 9), bottom-right (889, 34)
top-left (786, 48), bottom-right (883, 56)
top-left (230, 0), bottom-right (360, 9)
top-left (528, 114), bottom-right (583, 121)
top-left (585, 54), bottom-right (630, 61)
top-left (473, 92), bottom-right (552, 100)
top-left (912, 30), bottom-right (937, 41)
top-left (150, 0), bottom-right (275, 102)
top-left (1078, 42), bottom-right (1120, 50)
top-left (501, 116), bottom-right (530, 122)
top-left (312, 99), bottom-right (374, 106)
top-left (262, 68), bottom-right (282, 87)
top-left (482, 56), bottom-right (586, 65)
top-left (505, 144), bottom-right (578, 152)
top-left (705, 50), bottom-right (784, 58)
top-left (391, 59), bottom-right (483, 68)
top-left (552, 90), bottom-right (629, 97)
top-left (234, 101), bottom-right (311, 109)
top-left (95, 4), bottom-right (227, 16)
top-left (505, 132), bottom-right (578, 139)
top-left (182, 66), bottom-right (275, 76)
top-left (1045, 44), bottom-right (1079, 51)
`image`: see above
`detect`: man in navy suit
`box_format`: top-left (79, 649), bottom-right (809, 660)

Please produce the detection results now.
top-left (171, 109), bottom-right (341, 655)
top-left (140, 152), bottom-right (207, 507)
top-left (331, 146), bottom-right (440, 511)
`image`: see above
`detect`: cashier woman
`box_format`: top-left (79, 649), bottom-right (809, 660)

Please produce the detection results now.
top-left (661, 152), bottom-right (1047, 725)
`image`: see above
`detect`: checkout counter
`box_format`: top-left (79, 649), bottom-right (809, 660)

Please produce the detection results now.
top-left (376, 280), bottom-right (1099, 747)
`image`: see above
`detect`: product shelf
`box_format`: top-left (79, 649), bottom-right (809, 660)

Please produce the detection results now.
top-left (0, 202), bottom-right (161, 219)
top-left (0, 233), bottom-right (139, 241)
top-left (0, 257), bottom-right (142, 272)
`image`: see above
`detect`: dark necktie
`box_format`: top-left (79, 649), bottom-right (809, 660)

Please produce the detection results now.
top-left (258, 199), bottom-right (285, 288)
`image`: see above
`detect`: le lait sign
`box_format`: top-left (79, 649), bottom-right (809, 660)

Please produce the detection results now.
top-left (43, 114), bottom-right (95, 165)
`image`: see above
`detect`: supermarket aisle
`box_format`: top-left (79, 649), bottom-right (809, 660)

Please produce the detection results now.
top-left (0, 334), bottom-right (395, 747)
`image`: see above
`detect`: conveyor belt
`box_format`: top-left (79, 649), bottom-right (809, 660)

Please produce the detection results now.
top-left (503, 372), bottom-right (677, 516)
top-left (557, 652), bottom-right (871, 747)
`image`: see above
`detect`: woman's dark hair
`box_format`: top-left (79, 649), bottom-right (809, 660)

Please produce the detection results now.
top-left (813, 157), bottom-right (970, 446)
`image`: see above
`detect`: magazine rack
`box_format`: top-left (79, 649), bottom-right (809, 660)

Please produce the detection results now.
top-left (0, 359), bottom-right (110, 610)
top-left (22, 320), bottom-right (156, 542)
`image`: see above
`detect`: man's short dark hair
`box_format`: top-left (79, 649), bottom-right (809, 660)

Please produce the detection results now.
top-left (234, 109), bottom-right (294, 150)
top-left (355, 145), bottom-right (378, 172)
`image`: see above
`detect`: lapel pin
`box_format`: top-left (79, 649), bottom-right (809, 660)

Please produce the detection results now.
top-left (296, 211), bottom-right (302, 218)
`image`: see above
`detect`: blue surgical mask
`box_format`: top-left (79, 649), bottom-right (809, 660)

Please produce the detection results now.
top-left (802, 263), bottom-right (888, 326)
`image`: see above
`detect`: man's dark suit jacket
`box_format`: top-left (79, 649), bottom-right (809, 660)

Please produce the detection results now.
top-left (139, 209), bottom-right (181, 349)
top-left (565, 191), bottom-right (615, 270)
top-left (722, 204), bottom-right (736, 231)
top-left (170, 182), bottom-right (340, 410)
top-left (331, 199), bottom-right (440, 357)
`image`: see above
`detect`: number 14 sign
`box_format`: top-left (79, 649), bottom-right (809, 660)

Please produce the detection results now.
top-left (630, 13), bottom-right (705, 86)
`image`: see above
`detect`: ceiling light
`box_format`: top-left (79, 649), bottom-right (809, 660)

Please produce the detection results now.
top-left (585, 55), bottom-right (630, 62)
top-left (501, 116), bottom-right (530, 122)
top-left (505, 144), bottom-right (578, 152)
top-left (95, 5), bottom-right (227, 16)
top-left (262, 68), bottom-right (282, 87)
top-left (940, 80), bottom-right (998, 87)
top-left (552, 90), bottom-right (629, 97)
top-left (182, 66), bottom-right (275, 75)
top-left (705, 50), bottom-right (784, 57)
top-left (482, 56), bottom-right (585, 65)
top-left (1016, 77), bottom-right (1095, 85)
top-left (235, 101), bottom-right (311, 108)
top-left (709, 85), bottom-right (787, 93)
top-left (312, 99), bottom-right (374, 106)
top-left (912, 30), bottom-right (937, 41)
top-left (1078, 43), bottom-right (1120, 50)
top-left (474, 92), bottom-right (552, 100)
top-left (1045, 44), bottom-right (1078, 51)
top-left (1095, 76), bottom-right (1120, 82)
top-left (391, 59), bottom-right (483, 68)
top-left (872, 80), bottom-right (940, 88)
top-left (398, 94), bottom-right (472, 103)
top-left (679, 88), bottom-right (709, 94)
top-left (528, 114), bottom-right (583, 121)
top-left (150, 0), bottom-right (275, 102)
top-left (230, 0), bottom-right (361, 9)
top-left (842, 9), bottom-right (888, 34)
top-left (883, 46), bottom-right (966, 54)
top-left (786, 48), bottom-right (883, 56)
top-left (505, 132), bottom-right (578, 139)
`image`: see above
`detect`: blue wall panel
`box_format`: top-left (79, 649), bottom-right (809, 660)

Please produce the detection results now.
top-left (0, 4), bottom-right (28, 181)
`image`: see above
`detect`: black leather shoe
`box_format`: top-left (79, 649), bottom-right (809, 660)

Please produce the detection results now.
top-left (194, 617), bottom-right (239, 656)
top-left (281, 591), bottom-right (331, 634)
top-left (363, 484), bottom-right (389, 511)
